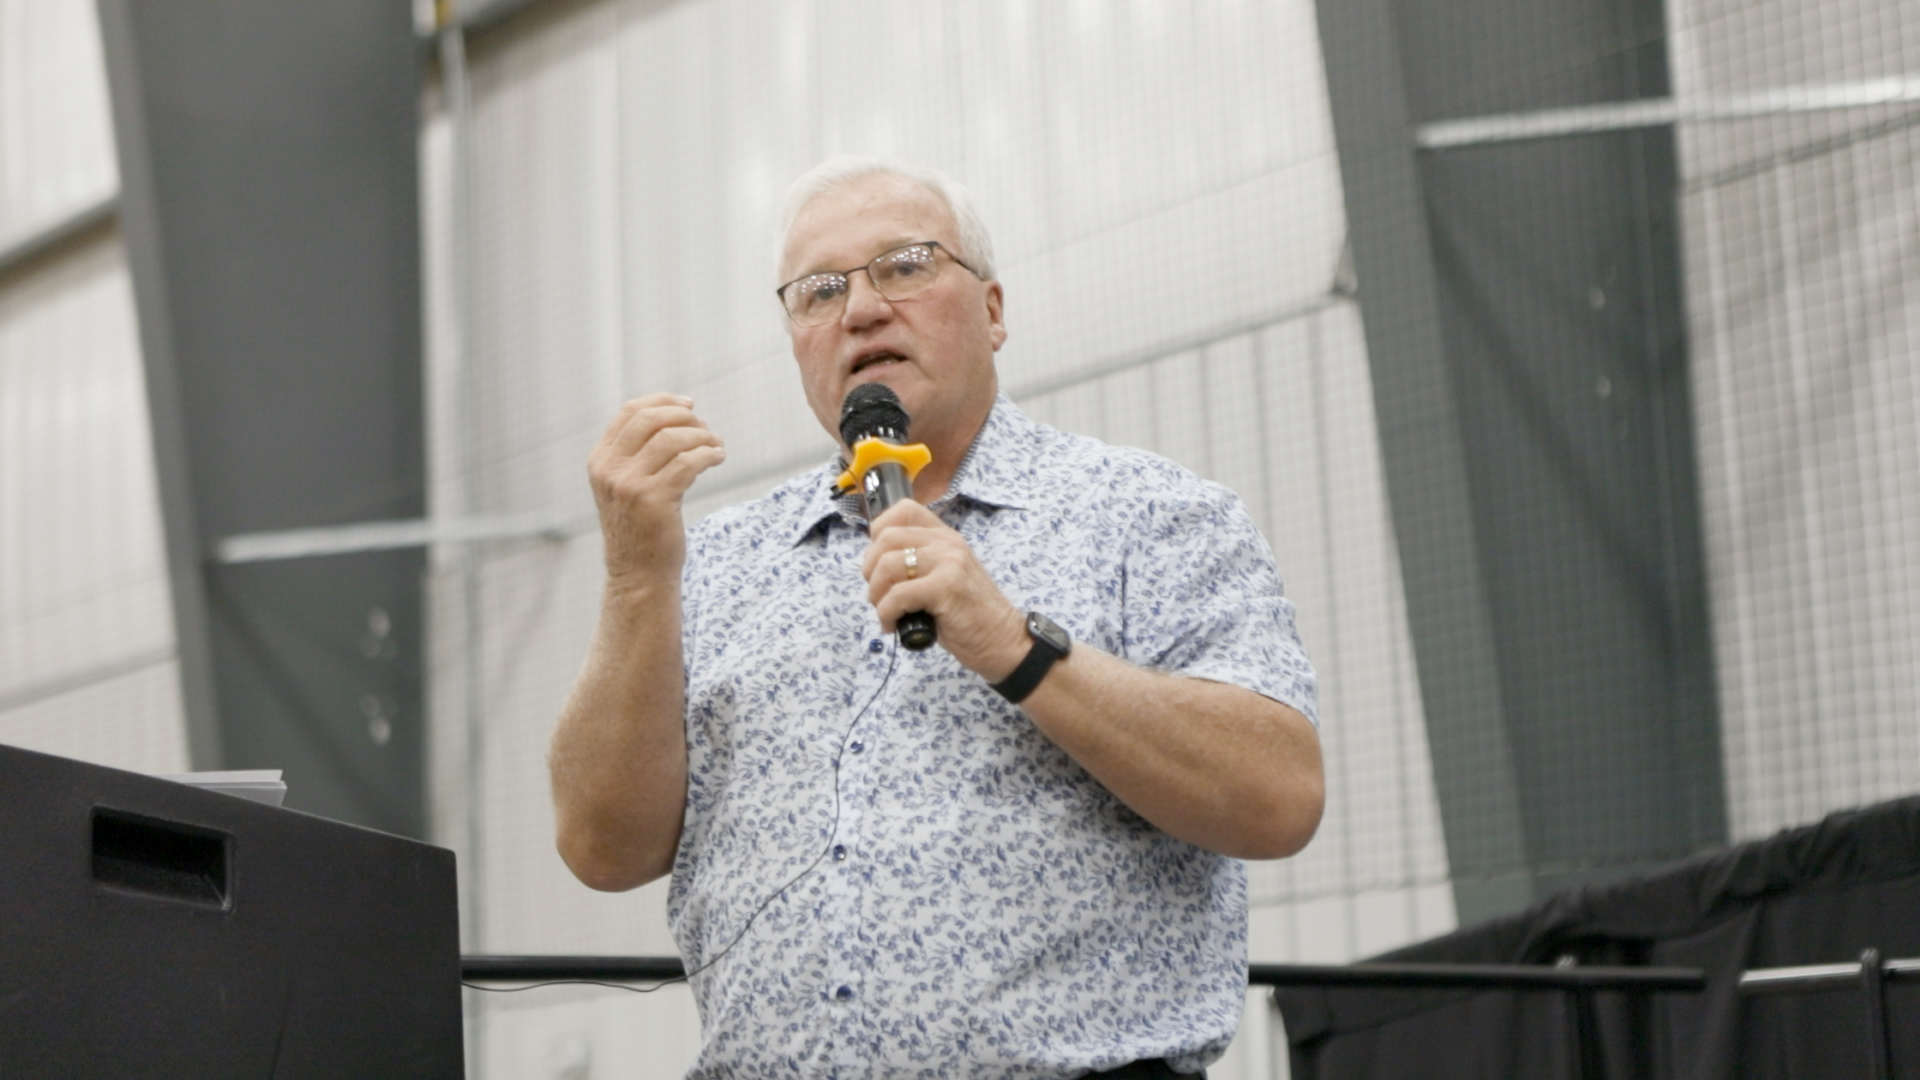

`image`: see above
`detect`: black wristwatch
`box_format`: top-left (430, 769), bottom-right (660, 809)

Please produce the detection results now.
top-left (991, 612), bottom-right (1072, 704)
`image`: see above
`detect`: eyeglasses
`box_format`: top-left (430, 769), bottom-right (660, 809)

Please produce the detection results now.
top-left (776, 241), bottom-right (981, 327)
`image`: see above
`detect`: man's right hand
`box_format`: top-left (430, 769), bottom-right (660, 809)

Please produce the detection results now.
top-left (589, 393), bottom-right (726, 590)
top-left (553, 394), bottom-right (721, 893)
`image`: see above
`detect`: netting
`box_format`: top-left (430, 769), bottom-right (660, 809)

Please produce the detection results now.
top-left (2, 0), bottom-right (1916, 1077)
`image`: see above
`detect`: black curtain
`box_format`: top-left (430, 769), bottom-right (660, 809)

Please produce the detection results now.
top-left (1277, 796), bottom-right (1920, 1079)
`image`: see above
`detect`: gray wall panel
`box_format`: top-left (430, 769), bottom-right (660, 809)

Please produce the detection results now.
top-left (1424, 129), bottom-right (1724, 881)
top-left (1311, 0), bottom-right (1531, 921)
top-left (1316, 0), bottom-right (1725, 919)
top-left (98, 0), bottom-right (426, 834)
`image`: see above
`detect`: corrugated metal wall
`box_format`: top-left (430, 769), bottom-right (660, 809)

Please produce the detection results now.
top-left (0, 0), bottom-right (186, 775)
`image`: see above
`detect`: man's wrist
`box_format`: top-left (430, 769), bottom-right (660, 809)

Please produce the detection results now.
top-left (601, 573), bottom-right (678, 620)
top-left (980, 606), bottom-right (1034, 684)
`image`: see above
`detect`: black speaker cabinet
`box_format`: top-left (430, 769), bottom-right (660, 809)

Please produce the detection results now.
top-left (0, 744), bottom-right (463, 1077)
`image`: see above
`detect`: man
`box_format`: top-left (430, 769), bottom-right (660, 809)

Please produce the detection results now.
top-left (549, 157), bottom-right (1324, 1078)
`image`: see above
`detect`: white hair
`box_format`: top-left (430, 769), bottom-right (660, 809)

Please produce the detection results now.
top-left (776, 156), bottom-right (997, 283)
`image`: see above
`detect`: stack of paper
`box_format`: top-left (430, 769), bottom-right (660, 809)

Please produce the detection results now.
top-left (156, 770), bottom-right (288, 807)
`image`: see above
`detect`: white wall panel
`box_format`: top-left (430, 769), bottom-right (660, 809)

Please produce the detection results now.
top-left (1667, 0), bottom-right (1920, 179)
top-left (0, 660), bottom-right (186, 773)
top-left (0, 242), bottom-right (167, 686)
top-left (0, 0), bottom-right (117, 247)
top-left (1001, 159), bottom-right (1345, 398)
top-left (1147, 349), bottom-right (1207, 476)
top-left (615, 0), bottom-right (815, 392)
top-left (814, 2), bottom-right (966, 168)
top-left (1099, 360), bottom-right (1156, 452)
top-left (1036, 0), bottom-right (1336, 248)
top-left (460, 5), bottom-right (628, 522)
top-left (0, 234), bottom-right (185, 774)
top-left (953, 2), bottom-right (1058, 270)
top-left (1672, 0), bottom-right (1920, 841)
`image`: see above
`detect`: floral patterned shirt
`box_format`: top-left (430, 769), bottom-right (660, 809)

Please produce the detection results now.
top-left (669, 396), bottom-right (1318, 1078)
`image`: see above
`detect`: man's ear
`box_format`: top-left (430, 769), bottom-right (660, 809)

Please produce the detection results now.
top-left (985, 280), bottom-right (1007, 352)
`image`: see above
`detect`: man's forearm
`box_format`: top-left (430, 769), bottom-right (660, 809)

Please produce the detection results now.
top-left (1017, 646), bottom-right (1324, 861)
top-left (549, 581), bottom-right (690, 891)
top-left (860, 499), bottom-right (1324, 861)
top-left (555, 392), bottom-right (723, 891)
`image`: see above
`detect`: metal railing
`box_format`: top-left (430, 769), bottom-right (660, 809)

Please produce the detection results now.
top-left (1737, 949), bottom-right (1920, 1080)
top-left (463, 950), bottom-right (1916, 1080)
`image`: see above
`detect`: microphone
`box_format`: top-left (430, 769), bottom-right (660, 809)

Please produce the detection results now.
top-left (837, 384), bottom-right (937, 651)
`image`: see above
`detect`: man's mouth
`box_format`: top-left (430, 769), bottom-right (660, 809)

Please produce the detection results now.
top-left (850, 351), bottom-right (906, 375)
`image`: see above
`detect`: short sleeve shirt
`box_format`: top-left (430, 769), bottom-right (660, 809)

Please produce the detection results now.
top-left (669, 396), bottom-right (1317, 1079)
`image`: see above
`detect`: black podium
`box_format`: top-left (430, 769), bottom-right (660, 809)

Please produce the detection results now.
top-left (0, 744), bottom-right (463, 1078)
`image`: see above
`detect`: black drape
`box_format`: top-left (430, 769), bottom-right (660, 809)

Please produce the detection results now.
top-left (1276, 796), bottom-right (1920, 1079)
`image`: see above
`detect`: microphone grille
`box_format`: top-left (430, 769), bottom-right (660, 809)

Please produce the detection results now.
top-left (839, 383), bottom-right (911, 445)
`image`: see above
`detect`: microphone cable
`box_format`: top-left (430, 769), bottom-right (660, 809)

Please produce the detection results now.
top-left (464, 640), bottom-right (899, 996)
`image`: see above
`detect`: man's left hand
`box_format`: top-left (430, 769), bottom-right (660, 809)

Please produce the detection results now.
top-left (862, 501), bottom-right (1029, 679)
top-left (862, 499), bottom-right (1323, 860)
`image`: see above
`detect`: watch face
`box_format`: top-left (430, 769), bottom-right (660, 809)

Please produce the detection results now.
top-left (1026, 612), bottom-right (1071, 655)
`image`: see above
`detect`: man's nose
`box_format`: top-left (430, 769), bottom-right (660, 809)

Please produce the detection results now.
top-left (840, 270), bottom-right (894, 328)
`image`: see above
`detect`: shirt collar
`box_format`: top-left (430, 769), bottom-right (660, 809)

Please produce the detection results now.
top-left (783, 393), bottom-right (1037, 547)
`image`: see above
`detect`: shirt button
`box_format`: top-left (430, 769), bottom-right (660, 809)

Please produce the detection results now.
top-left (832, 844), bottom-right (848, 861)
top-left (867, 638), bottom-right (883, 653)
top-left (849, 741), bottom-right (865, 754)
top-left (834, 985), bottom-right (855, 1001)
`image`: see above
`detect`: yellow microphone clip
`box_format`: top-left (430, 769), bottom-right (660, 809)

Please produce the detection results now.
top-left (834, 437), bottom-right (932, 497)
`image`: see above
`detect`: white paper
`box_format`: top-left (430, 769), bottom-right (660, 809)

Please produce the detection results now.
top-left (156, 770), bottom-right (288, 807)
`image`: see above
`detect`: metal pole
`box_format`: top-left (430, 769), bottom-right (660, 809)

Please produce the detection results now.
top-left (1245, 961), bottom-right (1709, 993)
top-left (434, 8), bottom-right (483, 1079)
top-left (1555, 955), bottom-right (1605, 1080)
top-left (463, 955), bottom-right (690, 982)
top-left (1564, 988), bottom-right (1604, 1080)
top-left (1859, 947), bottom-right (1893, 1080)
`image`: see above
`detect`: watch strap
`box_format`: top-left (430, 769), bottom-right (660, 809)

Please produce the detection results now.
top-left (991, 613), bottom-right (1068, 704)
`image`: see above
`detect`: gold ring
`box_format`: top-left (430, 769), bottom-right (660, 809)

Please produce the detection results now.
top-left (903, 547), bottom-right (919, 579)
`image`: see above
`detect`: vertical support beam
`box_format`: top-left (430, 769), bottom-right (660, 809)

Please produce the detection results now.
top-left (93, 3), bottom-right (223, 771)
top-left (97, 0), bottom-right (427, 836)
top-left (1313, 0), bottom-right (1725, 923)
top-left (1311, 0), bottom-right (1532, 922)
